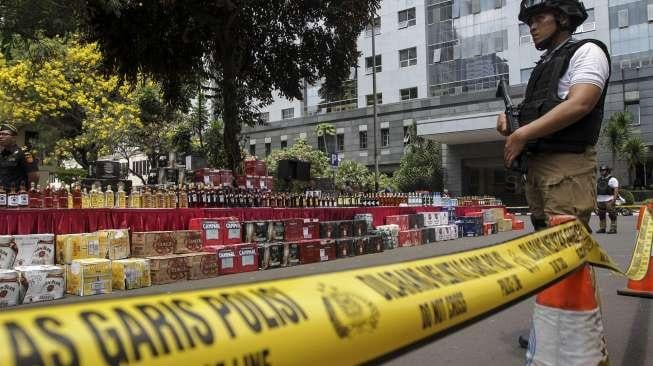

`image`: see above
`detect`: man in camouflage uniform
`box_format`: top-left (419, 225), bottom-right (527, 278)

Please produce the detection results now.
top-left (0, 122), bottom-right (39, 189)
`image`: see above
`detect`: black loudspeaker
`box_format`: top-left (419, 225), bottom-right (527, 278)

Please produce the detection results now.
top-left (296, 161), bottom-right (311, 181)
top-left (89, 161), bottom-right (121, 179)
top-left (277, 160), bottom-right (296, 180)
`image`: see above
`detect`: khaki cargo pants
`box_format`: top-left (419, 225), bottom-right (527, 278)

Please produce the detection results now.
top-left (525, 147), bottom-right (597, 231)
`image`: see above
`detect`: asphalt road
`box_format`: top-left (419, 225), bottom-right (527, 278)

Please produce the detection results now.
top-left (18, 215), bottom-right (653, 365)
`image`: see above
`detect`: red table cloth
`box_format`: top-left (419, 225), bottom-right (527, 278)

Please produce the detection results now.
top-left (0, 206), bottom-right (448, 235)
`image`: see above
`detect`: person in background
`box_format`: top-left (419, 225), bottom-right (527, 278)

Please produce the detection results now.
top-left (596, 165), bottom-right (619, 234)
top-left (0, 122), bottom-right (39, 189)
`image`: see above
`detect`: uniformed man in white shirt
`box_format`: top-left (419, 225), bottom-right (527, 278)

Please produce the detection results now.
top-left (596, 165), bottom-right (619, 233)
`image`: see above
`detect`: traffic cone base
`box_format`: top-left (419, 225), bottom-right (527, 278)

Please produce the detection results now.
top-left (617, 261), bottom-right (653, 298)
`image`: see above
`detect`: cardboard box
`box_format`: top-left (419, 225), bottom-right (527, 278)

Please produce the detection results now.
top-left (13, 234), bottom-right (55, 267)
top-left (283, 219), bottom-right (303, 242)
top-left (132, 231), bottom-right (176, 257)
top-left (385, 215), bottom-right (409, 230)
top-left (174, 230), bottom-right (203, 254)
top-left (207, 243), bottom-right (258, 275)
top-left (408, 214), bottom-right (424, 229)
top-left (268, 221), bottom-right (285, 241)
top-left (319, 240), bottom-right (337, 261)
top-left (335, 238), bottom-right (353, 258)
top-left (298, 240), bottom-right (321, 264)
top-left (66, 258), bottom-right (112, 296)
top-left (498, 219), bottom-right (513, 232)
top-left (369, 228), bottom-right (398, 250)
top-left (16, 265), bottom-right (65, 304)
top-left (97, 229), bottom-right (130, 260)
top-left (352, 219), bottom-right (369, 237)
top-left (56, 233), bottom-right (107, 264)
top-left (365, 235), bottom-right (383, 254)
top-left (0, 269), bottom-right (20, 307)
top-left (353, 214), bottom-right (374, 232)
top-left (351, 237), bottom-right (366, 255)
top-left (185, 252), bottom-right (219, 280)
top-left (0, 236), bottom-right (17, 269)
top-left (258, 242), bottom-right (284, 270)
top-left (421, 228), bottom-right (436, 244)
top-left (319, 221), bottom-right (339, 239)
top-left (222, 218), bottom-right (242, 245)
top-left (148, 254), bottom-right (189, 285)
top-left (243, 221), bottom-right (269, 243)
top-left (188, 218), bottom-right (222, 246)
top-left (302, 219), bottom-right (319, 240)
top-left (411, 229), bottom-right (422, 246)
top-left (112, 258), bottom-right (151, 290)
top-left (513, 220), bottom-right (525, 230)
top-left (337, 221), bottom-right (354, 238)
top-left (283, 242), bottom-right (301, 267)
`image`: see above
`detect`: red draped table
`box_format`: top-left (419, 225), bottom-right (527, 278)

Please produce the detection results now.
top-left (0, 206), bottom-right (448, 235)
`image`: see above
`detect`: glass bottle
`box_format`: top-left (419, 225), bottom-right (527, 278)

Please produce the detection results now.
top-left (18, 182), bottom-right (29, 208)
top-left (0, 185), bottom-right (6, 208)
top-left (156, 185), bottom-right (165, 208)
top-left (105, 185), bottom-right (115, 208)
top-left (116, 184), bottom-right (127, 208)
top-left (178, 185), bottom-right (188, 208)
top-left (81, 188), bottom-right (90, 209)
top-left (28, 182), bottom-right (41, 208)
top-left (142, 187), bottom-right (152, 208)
top-left (66, 185), bottom-right (73, 209)
top-left (97, 185), bottom-right (106, 208)
top-left (43, 184), bottom-right (53, 208)
top-left (72, 184), bottom-right (82, 209)
top-left (7, 185), bottom-right (18, 208)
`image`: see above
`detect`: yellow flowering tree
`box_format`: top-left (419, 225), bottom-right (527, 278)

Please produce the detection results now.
top-left (0, 38), bottom-right (141, 168)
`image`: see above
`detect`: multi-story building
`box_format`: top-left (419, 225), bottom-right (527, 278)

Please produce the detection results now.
top-left (245, 0), bottom-right (653, 202)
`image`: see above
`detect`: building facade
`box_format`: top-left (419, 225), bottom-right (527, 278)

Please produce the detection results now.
top-left (245, 0), bottom-right (653, 202)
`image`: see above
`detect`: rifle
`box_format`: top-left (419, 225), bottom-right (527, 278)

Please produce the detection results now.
top-left (496, 80), bottom-right (528, 174)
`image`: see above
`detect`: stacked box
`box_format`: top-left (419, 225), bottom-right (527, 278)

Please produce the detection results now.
top-left (420, 212), bottom-right (436, 227)
top-left (319, 221), bottom-right (339, 239)
top-left (461, 216), bottom-right (483, 237)
top-left (222, 218), bottom-right (242, 245)
top-left (498, 219), bottom-right (513, 232)
top-left (97, 229), bottom-right (130, 260)
top-left (207, 243), bottom-right (259, 275)
top-left (112, 258), bottom-right (151, 290)
top-left (483, 222), bottom-right (498, 235)
top-left (0, 269), bottom-right (20, 307)
top-left (298, 240), bottom-right (321, 264)
top-left (365, 235), bottom-right (383, 254)
top-left (319, 240), bottom-right (337, 261)
top-left (398, 230), bottom-right (413, 247)
top-left (185, 252), bottom-right (219, 280)
top-left (283, 219), bottom-right (303, 241)
top-left (482, 208), bottom-right (505, 223)
top-left (335, 238), bottom-right (353, 258)
top-left (352, 237), bottom-right (367, 255)
top-left (353, 213), bottom-right (374, 231)
top-left (338, 221), bottom-right (354, 238)
top-left (55, 233), bottom-right (104, 264)
top-left (421, 228), bottom-right (436, 244)
top-left (385, 215), bottom-right (409, 230)
top-left (148, 255), bottom-right (189, 285)
top-left (352, 220), bottom-right (369, 237)
top-left (436, 212), bottom-right (449, 226)
top-left (0, 236), bottom-right (17, 269)
top-left (132, 231), bottom-right (176, 257)
top-left (435, 225), bottom-right (456, 241)
top-left (370, 227), bottom-right (398, 250)
top-left (16, 265), bottom-right (65, 304)
top-left (411, 229), bottom-right (423, 246)
top-left (302, 219), bottom-right (320, 240)
top-left (243, 221), bottom-right (269, 243)
top-left (188, 218), bottom-right (222, 246)
top-left (66, 258), bottom-right (112, 296)
top-left (505, 213), bottom-right (516, 221)
top-left (513, 220), bottom-right (525, 230)
top-left (174, 230), bottom-right (203, 254)
top-left (14, 234), bottom-right (55, 267)
top-left (283, 242), bottom-right (301, 267)
top-left (408, 214), bottom-right (424, 229)
top-left (258, 242), bottom-right (284, 270)
top-left (268, 221), bottom-right (285, 241)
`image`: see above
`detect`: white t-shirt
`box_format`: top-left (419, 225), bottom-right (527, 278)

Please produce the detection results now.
top-left (557, 42), bottom-right (610, 99)
top-left (597, 176), bottom-right (619, 202)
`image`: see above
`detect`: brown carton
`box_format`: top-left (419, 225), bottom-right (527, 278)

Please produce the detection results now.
top-left (147, 254), bottom-right (189, 285)
top-left (184, 252), bottom-right (219, 280)
top-left (174, 230), bottom-right (203, 254)
top-left (132, 231), bottom-right (176, 257)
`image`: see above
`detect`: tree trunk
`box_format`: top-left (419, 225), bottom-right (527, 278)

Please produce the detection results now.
top-left (222, 59), bottom-right (242, 174)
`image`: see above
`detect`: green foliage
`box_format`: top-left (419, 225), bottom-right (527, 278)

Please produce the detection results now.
top-left (265, 139), bottom-right (329, 191)
top-left (620, 188), bottom-right (634, 205)
top-left (315, 122), bottom-right (336, 153)
top-left (54, 167), bottom-right (87, 185)
top-left (621, 135), bottom-right (648, 186)
top-left (602, 111), bottom-right (633, 166)
top-left (203, 120), bottom-right (227, 169)
top-left (394, 124), bottom-right (443, 192)
top-left (335, 160), bottom-right (371, 191)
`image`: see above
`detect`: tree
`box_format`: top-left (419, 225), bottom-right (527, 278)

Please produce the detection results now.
top-left (81, 0), bottom-right (381, 173)
top-left (621, 135), bottom-right (648, 187)
top-left (394, 123), bottom-right (443, 192)
top-left (602, 111), bottom-right (632, 166)
top-left (315, 123), bottom-right (336, 154)
top-left (265, 138), bottom-right (329, 191)
top-left (335, 160), bottom-right (370, 190)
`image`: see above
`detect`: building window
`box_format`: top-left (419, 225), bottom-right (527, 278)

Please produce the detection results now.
top-left (365, 17), bottom-right (381, 37)
top-left (265, 143), bottom-right (271, 156)
top-left (626, 101), bottom-right (640, 126)
top-left (281, 108), bottom-right (294, 119)
top-left (398, 8), bottom-right (416, 28)
top-left (365, 55), bottom-right (382, 74)
top-left (318, 137), bottom-right (326, 152)
top-left (259, 112), bottom-right (270, 123)
top-left (618, 9), bottom-right (628, 28)
top-left (280, 140), bottom-right (287, 149)
top-left (575, 9), bottom-right (595, 33)
top-left (366, 93), bottom-right (382, 106)
top-left (403, 126), bottom-right (410, 146)
top-left (337, 133), bottom-right (345, 151)
top-left (359, 131), bottom-right (368, 149)
top-left (249, 144), bottom-right (256, 156)
top-left (399, 47), bottom-right (417, 67)
top-left (400, 87), bottom-right (418, 101)
top-left (381, 128), bottom-right (390, 147)
top-left (471, 0), bottom-right (481, 14)
top-left (520, 68), bottom-right (534, 83)
top-left (648, 4), bottom-right (653, 22)
top-left (132, 160), bottom-right (150, 176)
top-left (519, 23), bottom-right (532, 44)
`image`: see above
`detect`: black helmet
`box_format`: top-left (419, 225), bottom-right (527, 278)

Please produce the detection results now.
top-left (599, 165), bottom-right (611, 172)
top-left (519, 0), bottom-right (588, 28)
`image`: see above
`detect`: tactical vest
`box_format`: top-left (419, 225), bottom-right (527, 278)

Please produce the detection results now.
top-left (519, 39), bottom-right (611, 153)
top-left (596, 175), bottom-right (613, 196)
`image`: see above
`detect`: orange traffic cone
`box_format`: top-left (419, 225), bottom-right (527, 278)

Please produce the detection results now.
top-left (525, 215), bottom-right (609, 366)
top-left (636, 203), bottom-right (653, 230)
top-left (618, 261), bottom-right (653, 298)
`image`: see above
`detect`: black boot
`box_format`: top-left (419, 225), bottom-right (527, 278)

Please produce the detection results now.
top-left (596, 228), bottom-right (606, 233)
top-left (518, 335), bottom-right (529, 349)
top-left (607, 228), bottom-right (617, 234)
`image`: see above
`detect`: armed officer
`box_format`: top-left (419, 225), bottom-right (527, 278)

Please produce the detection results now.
top-left (496, 0), bottom-right (610, 361)
top-left (596, 165), bottom-right (618, 233)
top-left (0, 123), bottom-right (39, 189)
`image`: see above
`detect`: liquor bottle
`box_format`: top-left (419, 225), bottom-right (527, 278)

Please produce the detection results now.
top-left (28, 183), bottom-right (41, 208)
top-left (0, 185), bottom-right (6, 208)
top-left (7, 185), bottom-right (18, 208)
top-left (105, 185), bottom-right (115, 208)
top-left (97, 185), bottom-right (106, 208)
top-left (18, 182), bottom-right (29, 208)
top-left (43, 184), bottom-right (53, 208)
top-left (72, 184), bottom-right (82, 209)
top-left (142, 187), bottom-right (152, 208)
top-left (130, 188), bottom-right (142, 208)
top-left (116, 184), bottom-right (127, 208)
top-left (164, 186), bottom-right (172, 208)
top-left (52, 185), bottom-right (60, 209)
top-left (66, 186), bottom-right (73, 209)
top-left (81, 188), bottom-right (90, 209)
top-left (156, 186), bottom-right (165, 208)
top-left (178, 185), bottom-right (188, 208)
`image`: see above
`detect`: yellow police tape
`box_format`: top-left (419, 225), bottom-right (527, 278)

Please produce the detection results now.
top-left (0, 215), bottom-right (651, 366)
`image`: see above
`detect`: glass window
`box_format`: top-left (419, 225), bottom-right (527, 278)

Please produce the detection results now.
top-left (626, 101), bottom-right (640, 125)
top-left (365, 17), bottom-right (381, 37)
top-left (259, 112), bottom-right (270, 123)
top-left (400, 87), bottom-right (418, 100)
top-left (428, 4), bottom-right (452, 24)
top-left (403, 126), bottom-right (410, 146)
top-left (381, 128), bottom-right (390, 147)
top-left (249, 144), bottom-right (256, 156)
top-left (281, 140), bottom-right (287, 149)
top-left (471, 0), bottom-right (481, 14)
top-left (520, 68), bottom-right (534, 83)
top-left (337, 133), bottom-right (345, 151)
top-left (359, 131), bottom-right (368, 149)
top-left (318, 138), bottom-right (325, 151)
top-left (282, 108), bottom-right (294, 119)
top-left (366, 93), bottom-right (382, 106)
top-left (398, 8), bottom-right (417, 28)
top-left (618, 9), bottom-right (628, 28)
top-left (519, 23), bottom-right (532, 44)
top-left (265, 143), bottom-right (271, 157)
top-left (399, 47), bottom-right (418, 67)
top-left (648, 4), bottom-right (653, 22)
top-left (365, 55), bottom-right (382, 73)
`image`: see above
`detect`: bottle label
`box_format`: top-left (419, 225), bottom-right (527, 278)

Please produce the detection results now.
top-left (0, 194), bottom-right (6, 206)
top-left (18, 194), bottom-right (29, 206)
top-left (8, 195), bottom-right (18, 207)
